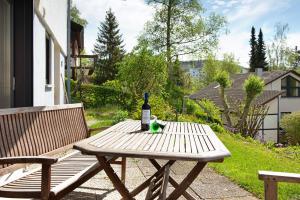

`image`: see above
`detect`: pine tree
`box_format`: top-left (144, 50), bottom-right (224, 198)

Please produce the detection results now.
top-left (249, 26), bottom-right (257, 72)
top-left (93, 8), bottom-right (125, 84)
top-left (257, 29), bottom-right (268, 71)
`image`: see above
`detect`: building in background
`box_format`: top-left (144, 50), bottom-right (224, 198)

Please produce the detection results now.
top-left (190, 69), bottom-right (300, 143)
top-left (180, 60), bottom-right (204, 78)
top-left (0, 0), bottom-right (68, 108)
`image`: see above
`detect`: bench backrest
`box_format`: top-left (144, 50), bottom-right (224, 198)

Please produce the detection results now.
top-left (0, 103), bottom-right (88, 173)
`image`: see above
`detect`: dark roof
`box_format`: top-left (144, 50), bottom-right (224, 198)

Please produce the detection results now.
top-left (180, 60), bottom-right (204, 69)
top-left (71, 21), bottom-right (84, 52)
top-left (189, 70), bottom-right (300, 109)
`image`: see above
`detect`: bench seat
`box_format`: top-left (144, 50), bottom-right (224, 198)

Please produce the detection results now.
top-left (0, 151), bottom-right (114, 199)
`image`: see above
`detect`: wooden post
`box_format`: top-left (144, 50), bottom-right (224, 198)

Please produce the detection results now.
top-left (264, 180), bottom-right (278, 200)
top-left (121, 157), bottom-right (126, 183)
top-left (41, 164), bottom-right (51, 200)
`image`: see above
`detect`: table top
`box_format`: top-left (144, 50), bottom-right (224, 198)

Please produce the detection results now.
top-left (74, 120), bottom-right (231, 162)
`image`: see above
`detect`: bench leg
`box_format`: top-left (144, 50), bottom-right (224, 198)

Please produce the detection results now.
top-left (41, 164), bottom-right (51, 200)
top-left (264, 181), bottom-right (278, 200)
top-left (97, 156), bottom-right (134, 200)
top-left (166, 162), bottom-right (207, 200)
top-left (149, 159), bottom-right (196, 200)
top-left (121, 157), bottom-right (126, 183)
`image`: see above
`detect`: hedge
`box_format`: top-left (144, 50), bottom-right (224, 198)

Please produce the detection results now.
top-left (69, 80), bottom-right (132, 109)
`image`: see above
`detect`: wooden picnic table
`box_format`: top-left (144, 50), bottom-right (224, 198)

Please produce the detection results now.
top-left (74, 120), bottom-right (231, 200)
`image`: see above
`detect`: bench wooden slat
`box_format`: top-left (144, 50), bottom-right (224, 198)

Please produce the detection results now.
top-left (259, 171), bottom-right (300, 183)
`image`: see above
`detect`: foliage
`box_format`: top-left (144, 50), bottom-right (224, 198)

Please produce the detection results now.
top-left (93, 9), bottom-right (125, 84)
top-left (215, 70), bottom-right (232, 88)
top-left (201, 54), bottom-right (240, 85)
top-left (281, 112), bottom-right (300, 145)
top-left (117, 45), bottom-right (168, 99)
top-left (210, 132), bottom-right (300, 200)
top-left (185, 99), bottom-right (222, 124)
top-left (215, 70), bottom-right (232, 126)
top-left (112, 110), bottom-right (129, 124)
top-left (142, 0), bottom-right (226, 68)
top-left (249, 26), bottom-right (257, 72)
top-left (267, 23), bottom-right (295, 70)
top-left (244, 75), bottom-right (264, 99)
top-left (256, 29), bottom-right (268, 70)
top-left (132, 95), bottom-right (175, 121)
top-left (70, 3), bottom-right (88, 27)
top-left (70, 80), bottom-right (132, 109)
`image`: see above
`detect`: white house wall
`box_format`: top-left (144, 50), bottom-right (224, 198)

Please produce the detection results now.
top-left (35, 0), bottom-right (67, 55)
top-left (256, 98), bottom-right (279, 142)
top-left (33, 14), bottom-right (55, 106)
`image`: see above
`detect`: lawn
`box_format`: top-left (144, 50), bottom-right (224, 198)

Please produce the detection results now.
top-left (210, 132), bottom-right (300, 200)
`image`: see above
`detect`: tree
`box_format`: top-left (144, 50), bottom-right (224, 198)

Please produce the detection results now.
top-left (117, 45), bottom-right (168, 99)
top-left (93, 9), bottom-right (125, 84)
top-left (215, 71), bottom-right (232, 126)
top-left (142, 0), bottom-right (226, 76)
top-left (249, 26), bottom-right (257, 72)
top-left (236, 75), bottom-right (264, 130)
top-left (267, 23), bottom-right (291, 69)
top-left (256, 29), bottom-right (268, 70)
top-left (201, 53), bottom-right (240, 85)
top-left (71, 3), bottom-right (88, 27)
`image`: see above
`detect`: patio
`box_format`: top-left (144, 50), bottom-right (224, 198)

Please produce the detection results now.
top-left (63, 158), bottom-right (257, 200)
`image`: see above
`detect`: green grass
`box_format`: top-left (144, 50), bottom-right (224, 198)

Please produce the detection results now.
top-left (209, 132), bottom-right (300, 200)
top-left (84, 105), bottom-right (120, 135)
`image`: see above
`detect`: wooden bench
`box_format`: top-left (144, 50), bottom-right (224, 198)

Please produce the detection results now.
top-left (259, 170), bottom-right (300, 200)
top-left (145, 164), bottom-right (170, 200)
top-left (0, 104), bottom-right (126, 200)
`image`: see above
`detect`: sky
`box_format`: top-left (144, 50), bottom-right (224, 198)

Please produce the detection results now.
top-left (73, 0), bottom-right (300, 67)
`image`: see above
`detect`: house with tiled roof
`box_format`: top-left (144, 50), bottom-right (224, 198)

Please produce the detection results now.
top-left (190, 69), bottom-right (300, 143)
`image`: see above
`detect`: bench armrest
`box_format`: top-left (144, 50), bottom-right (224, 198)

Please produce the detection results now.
top-left (259, 171), bottom-right (300, 183)
top-left (0, 156), bottom-right (58, 165)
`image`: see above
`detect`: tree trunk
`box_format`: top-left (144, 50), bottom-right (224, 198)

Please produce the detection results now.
top-left (220, 87), bottom-right (232, 127)
top-left (236, 97), bottom-right (252, 134)
top-left (166, 0), bottom-right (172, 80)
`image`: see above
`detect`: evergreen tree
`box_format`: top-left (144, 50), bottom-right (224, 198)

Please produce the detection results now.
top-left (249, 26), bottom-right (257, 72)
top-left (257, 29), bottom-right (268, 71)
top-left (94, 8), bottom-right (125, 84)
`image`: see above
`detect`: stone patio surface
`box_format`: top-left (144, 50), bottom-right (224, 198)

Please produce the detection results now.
top-left (63, 158), bottom-right (258, 200)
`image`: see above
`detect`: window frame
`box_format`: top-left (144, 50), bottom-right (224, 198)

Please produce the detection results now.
top-left (281, 76), bottom-right (300, 97)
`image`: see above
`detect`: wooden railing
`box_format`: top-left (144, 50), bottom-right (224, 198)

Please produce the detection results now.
top-left (258, 171), bottom-right (300, 200)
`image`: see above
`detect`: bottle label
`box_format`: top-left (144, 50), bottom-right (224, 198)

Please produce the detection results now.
top-left (142, 110), bottom-right (150, 124)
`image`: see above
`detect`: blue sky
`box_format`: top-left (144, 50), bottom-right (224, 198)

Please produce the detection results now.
top-left (73, 0), bottom-right (300, 67)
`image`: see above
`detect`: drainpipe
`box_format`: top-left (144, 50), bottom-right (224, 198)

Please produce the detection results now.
top-left (66, 0), bottom-right (71, 103)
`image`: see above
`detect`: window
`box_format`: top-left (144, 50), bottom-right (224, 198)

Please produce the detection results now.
top-left (281, 76), bottom-right (300, 97)
top-left (46, 34), bottom-right (51, 84)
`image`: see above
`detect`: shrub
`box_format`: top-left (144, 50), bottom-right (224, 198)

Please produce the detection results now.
top-left (69, 80), bottom-right (133, 109)
top-left (112, 110), bottom-right (129, 124)
top-left (185, 99), bottom-right (222, 124)
top-left (281, 112), bottom-right (300, 145)
top-left (132, 95), bottom-right (175, 121)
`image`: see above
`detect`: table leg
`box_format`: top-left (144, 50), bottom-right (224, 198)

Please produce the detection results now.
top-left (149, 159), bottom-right (196, 200)
top-left (96, 156), bottom-right (134, 200)
top-left (166, 162), bottom-right (207, 200)
top-left (128, 160), bottom-right (176, 198)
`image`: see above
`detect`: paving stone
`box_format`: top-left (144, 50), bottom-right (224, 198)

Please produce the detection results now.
top-left (61, 158), bottom-right (258, 200)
